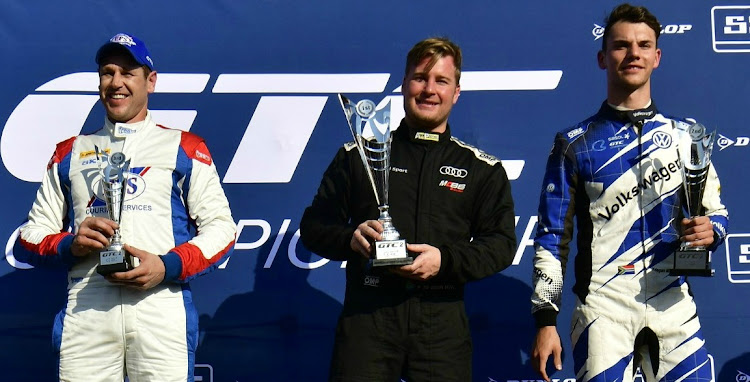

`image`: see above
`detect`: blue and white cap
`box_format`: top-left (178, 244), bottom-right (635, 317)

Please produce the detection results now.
top-left (95, 33), bottom-right (155, 70)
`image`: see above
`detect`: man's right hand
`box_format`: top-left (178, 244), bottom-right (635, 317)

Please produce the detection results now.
top-left (350, 220), bottom-right (383, 259)
top-left (70, 217), bottom-right (119, 257)
top-left (532, 325), bottom-right (563, 382)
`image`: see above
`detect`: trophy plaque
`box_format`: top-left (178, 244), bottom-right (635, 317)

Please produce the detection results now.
top-left (339, 94), bottom-right (413, 267)
top-left (95, 147), bottom-right (136, 276)
top-left (670, 123), bottom-right (716, 277)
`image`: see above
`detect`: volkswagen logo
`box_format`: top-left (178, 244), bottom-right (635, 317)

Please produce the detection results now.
top-left (652, 131), bottom-right (672, 148)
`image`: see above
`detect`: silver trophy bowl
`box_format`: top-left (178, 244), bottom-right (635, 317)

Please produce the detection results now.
top-left (95, 147), bottom-right (136, 275)
top-left (671, 123), bottom-right (716, 277)
top-left (339, 94), bottom-right (412, 266)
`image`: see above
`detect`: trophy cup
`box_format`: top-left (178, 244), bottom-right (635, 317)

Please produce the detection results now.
top-left (339, 94), bottom-right (413, 267)
top-left (95, 147), bottom-right (136, 276)
top-left (670, 123), bottom-right (716, 277)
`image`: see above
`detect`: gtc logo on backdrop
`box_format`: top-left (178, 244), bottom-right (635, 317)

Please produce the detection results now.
top-left (726, 233), bottom-right (750, 283)
top-left (712, 5), bottom-right (750, 53)
top-left (0, 71), bottom-right (561, 184)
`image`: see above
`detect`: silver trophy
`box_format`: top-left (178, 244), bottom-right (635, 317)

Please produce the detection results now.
top-left (339, 94), bottom-right (412, 266)
top-left (671, 123), bottom-right (716, 277)
top-left (95, 147), bottom-right (136, 275)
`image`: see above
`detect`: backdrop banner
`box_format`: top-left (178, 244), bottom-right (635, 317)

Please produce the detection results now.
top-left (1, 1), bottom-right (749, 381)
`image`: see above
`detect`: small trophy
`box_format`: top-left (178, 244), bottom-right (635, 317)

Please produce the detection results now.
top-left (670, 123), bottom-right (716, 277)
top-left (95, 147), bottom-right (136, 276)
top-left (339, 94), bottom-right (413, 267)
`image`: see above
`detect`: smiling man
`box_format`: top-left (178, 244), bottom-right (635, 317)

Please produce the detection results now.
top-left (531, 4), bottom-right (729, 382)
top-left (16, 33), bottom-right (236, 381)
top-left (300, 37), bottom-right (517, 381)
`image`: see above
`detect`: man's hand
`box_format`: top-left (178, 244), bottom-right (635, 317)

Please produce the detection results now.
top-left (350, 220), bottom-right (383, 259)
top-left (389, 243), bottom-right (441, 281)
top-left (106, 244), bottom-right (166, 290)
top-left (532, 326), bottom-right (563, 382)
top-left (681, 216), bottom-right (714, 248)
top-left (71, 217), bottom-right (118, 257)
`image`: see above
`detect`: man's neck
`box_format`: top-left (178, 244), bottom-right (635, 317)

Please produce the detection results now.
top-left (607, 85), bottom-right (652, 110)
top-left (405, 117), bottom-right (447, 134)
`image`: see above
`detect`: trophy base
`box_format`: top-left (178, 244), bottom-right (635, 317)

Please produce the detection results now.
top-left (372, 239), bottom-right (413, 267)
top-left (373, 257), bottom-right (414, 267)
top-left (668, 248), bottom-right (714, 277)
top-left (96, 249), bottom-right (136, 276)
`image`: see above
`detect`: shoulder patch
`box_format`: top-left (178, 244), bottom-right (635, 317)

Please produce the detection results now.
top-left (450, 138), bottom-right (501, 166)
top-left (566, 126), bottom-right (585, 140)
top-left (561, 122), bottom-right (592, 143)
top-left (180, 132), bottom-right (212, 166)
top-left (48, 136), bottom-right (77, 169)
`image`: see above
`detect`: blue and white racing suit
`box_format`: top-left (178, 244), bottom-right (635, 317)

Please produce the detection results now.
top-left (531, 103), bottom-right (728, 382)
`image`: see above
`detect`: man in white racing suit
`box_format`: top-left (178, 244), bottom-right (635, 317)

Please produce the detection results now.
top-left (530, 4), bottom-right (729, 382)
top-left (15, 33), bottom-right (236, 381)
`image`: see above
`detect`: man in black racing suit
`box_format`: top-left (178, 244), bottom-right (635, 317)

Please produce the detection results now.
top-left (300, 37), bottom-right (516, 382)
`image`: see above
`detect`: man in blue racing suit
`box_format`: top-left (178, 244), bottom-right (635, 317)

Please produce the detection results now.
top-left (530, 4), bottom-right (729, 382)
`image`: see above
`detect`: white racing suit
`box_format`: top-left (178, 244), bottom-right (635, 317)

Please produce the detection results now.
top-left (532, 103), bottom-right (728, 382)
top-left (16, 112), bottom-right (236, 382)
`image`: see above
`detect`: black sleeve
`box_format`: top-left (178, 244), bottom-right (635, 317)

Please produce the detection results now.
top-left (436, 161), bottom-right (517, 283)
top-left (299, 147), bottom-right (359, 261)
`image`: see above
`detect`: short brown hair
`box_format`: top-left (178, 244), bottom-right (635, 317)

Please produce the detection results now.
top-left (601, 3), bottom-right (661, 51)
top-left (405, 37), bottom-right (462, 83)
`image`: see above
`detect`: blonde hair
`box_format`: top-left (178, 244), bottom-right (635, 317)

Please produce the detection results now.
top-left (405, 37), bottom-right (462, 83)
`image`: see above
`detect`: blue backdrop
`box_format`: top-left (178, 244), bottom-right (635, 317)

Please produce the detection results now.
top-left (1, 1), bottom-right (749, 381)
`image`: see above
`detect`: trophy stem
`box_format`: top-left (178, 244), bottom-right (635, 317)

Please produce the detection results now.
top-left (679, 241), bottom-right (705, 251)
top-left (378, 206), bottom-right (401, 241)
top-left (110, 229), bottom-right (123, 247)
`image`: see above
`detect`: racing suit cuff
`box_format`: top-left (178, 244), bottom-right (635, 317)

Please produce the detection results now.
top-left (708, 230), bottom-right (721, 251)
top-left (160, 252), bottom-right (183, 283)
top-left (435, 245), bottom-right (454, 281)
top-left (57, 234), bottom-right (78, 266)
top-left (534, 309), bottom-right (558, 328)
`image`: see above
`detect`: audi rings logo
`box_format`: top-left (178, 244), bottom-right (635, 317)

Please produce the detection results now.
top-left (440, 166), bottom-right (468, 178)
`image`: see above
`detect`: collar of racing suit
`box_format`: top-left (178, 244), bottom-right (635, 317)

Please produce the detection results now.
top-left (104, 111), bottom-right (154, 139)
top-left (395, 119), bottom-right (453, 146)
top-left (600, 101), bottom-right (658, 128)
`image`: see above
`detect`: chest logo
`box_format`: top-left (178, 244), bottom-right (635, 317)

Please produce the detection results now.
top-left (439, 180), bottom-right (465, 193)
top-left (652, 131), bottom-right (672, 148)
top-left (91, 168), bottom-right (148, 203)
top-left (440, 166), bottom-right (468, 178)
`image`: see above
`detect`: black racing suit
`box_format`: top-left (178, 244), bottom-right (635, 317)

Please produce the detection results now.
top-left (300, 120), bottom-right (516, 381)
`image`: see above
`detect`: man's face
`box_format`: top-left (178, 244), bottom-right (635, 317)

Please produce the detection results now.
top-left (98, 52), bottom-right (156, 124)
top-left (598, 21), bottom-right (661, 94)
top-left (402, 55), bottom-right (460, 133)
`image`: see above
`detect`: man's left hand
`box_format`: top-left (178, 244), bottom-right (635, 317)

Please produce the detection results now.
top-left (106, 244), bottom-right (166, 290)
top-left (390, 243), bottom-right (441, 281)
top-left (681, 216), bottom-right (715, 248)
